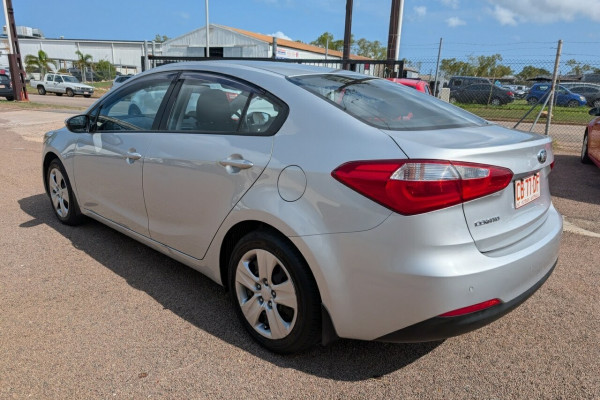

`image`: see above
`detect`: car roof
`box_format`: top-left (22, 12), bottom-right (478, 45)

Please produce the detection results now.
top-left (150, 60), bottom-right (341, 78)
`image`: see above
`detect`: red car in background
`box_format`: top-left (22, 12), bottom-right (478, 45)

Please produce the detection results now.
top-left (582, 107), bottom-right (600, 167)
top-left (386, 78), bottom-right (432, 95)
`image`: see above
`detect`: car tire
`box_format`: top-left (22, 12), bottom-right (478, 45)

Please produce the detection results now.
top-left (37, 86), bottom-right (46, 95)
top-left (228, 230), bottom-right (321, 354)
top-left (6, 96), bottom-right (14, 101)
top-left (55, 93), bottom-right (63, 96)
top-left (66, 88), bottom-right (74, 97)
top-left (449, 97), bottom-right (457, 104)
top-left (567, 100), bottom-right (579, 108)
top-left (46, 159), bottom-right (85, 225)
top-left (581, 131), bottom-right (592, 164)
top-left (490, 97), bottom-right (502, 106)
top-left (527, 97), bottom-right (538, 105)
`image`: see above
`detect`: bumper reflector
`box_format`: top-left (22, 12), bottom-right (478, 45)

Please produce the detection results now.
top-left (439, 299), bottom-right (501, 317)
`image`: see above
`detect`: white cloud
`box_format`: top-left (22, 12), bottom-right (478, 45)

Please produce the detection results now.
top-left (176, 12), bottom-right (190, 20)
top-left (414, 6), bottom-right (427, 17)
top-left (269, 31), bottom-right (293, 40)
top-left (492, 5), bottom-right (517, 26)
top-left (487, 0), bottom-right (600, 24)
top-left (446, 17), bottom-right (466, 27)
top-left (440, 0), bottom-right (459, 9)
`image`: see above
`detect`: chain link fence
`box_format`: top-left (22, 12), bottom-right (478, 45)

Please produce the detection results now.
top-left (405, 57), bottom-right (598, 153)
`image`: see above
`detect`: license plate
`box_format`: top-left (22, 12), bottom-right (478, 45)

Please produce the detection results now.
top-left (84, 92), bottom-right (89, 95)
top-left (515, 172), bottom-right (541, 209)
top-left (0, 85), bottom-right (4, 88)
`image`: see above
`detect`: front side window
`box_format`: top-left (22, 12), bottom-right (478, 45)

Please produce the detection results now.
top-left (165, 73), bottom-right (286, 135)
top-left (289, 74), bottom-right (487, 131)
top-left (55, 76), bottom-right (63, 83)
top-left (92, 75), bottom-right (173, 132)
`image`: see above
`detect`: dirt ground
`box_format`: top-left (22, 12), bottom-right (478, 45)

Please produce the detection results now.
top-left (1, 107), bottom-right (598, 399)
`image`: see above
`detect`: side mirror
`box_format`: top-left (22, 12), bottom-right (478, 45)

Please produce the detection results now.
top-left (65, 115), bottom-right (89, 133)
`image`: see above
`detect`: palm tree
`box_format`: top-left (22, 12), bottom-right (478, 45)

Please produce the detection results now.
top-left (74, 50), bottom-right (93, 82)
top-left (24, 50), bottom-right (57, 78)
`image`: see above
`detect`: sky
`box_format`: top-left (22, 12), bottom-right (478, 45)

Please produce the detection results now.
top-left (3, 0), bottom-right (600, 73)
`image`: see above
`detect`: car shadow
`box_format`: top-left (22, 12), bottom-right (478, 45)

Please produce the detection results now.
top-left (18, 193), bottom-right (442, 381)
top-left (550, 154), bottom-right (600, 205)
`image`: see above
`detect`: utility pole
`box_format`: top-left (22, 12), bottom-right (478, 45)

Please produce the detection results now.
top-left (205, 0), bottom-right (210, 57)
top-left (342, 0), bottom-right (353, 70)
top-left (386, 0), bottom-right (403, 77)
top-left (2, 0), bottom-right (28, 101)
top-left (433, 38), bottom-right (443, 97)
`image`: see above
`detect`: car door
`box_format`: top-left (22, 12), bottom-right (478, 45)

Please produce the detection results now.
top-left (142, 72), bottom-right (285, 260)
top-left (53, 75), bottom-right (65, 94)
top-left (73, 72), bottom-right (177, 235)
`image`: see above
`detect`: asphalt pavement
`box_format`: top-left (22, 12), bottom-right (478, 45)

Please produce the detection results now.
top-left (0, 108), bottom-right (598, 399)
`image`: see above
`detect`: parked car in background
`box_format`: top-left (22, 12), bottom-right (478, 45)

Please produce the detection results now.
top-left (31, 73), bottom-right (94, 97)
top-left (111, 74), bottom-right (133, 90)
top-left (42, 61), bottom-right (561, 354)
top-left (563, 85), bottom-right (600, 108)
top-left (0, 72), bottom-right (14, 101)
top-left (526, 83), bottom-right (586, 107)
top-left (582, 107), bottom-right (600, 167)
top-left (446, 76), bottom-right (491, 92)
top-left (505, 84), bottom-right (529, 99)
top-left (449, 83), bottom-right (514, 105)
top-left (386, 78), bottom-right (432, 94)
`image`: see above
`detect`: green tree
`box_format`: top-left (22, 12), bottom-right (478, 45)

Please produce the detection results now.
top-left (516, 65), bottom-right (551, 80)
top-left (310, 32), bottom-right (353, 52)
top-left (154, 34), bottom-right (170, 43)
top-left (440, 58), bottom-right (475, 77)
top-left (95, 59), bottom-right (116, 80)
top-left (471, 54), bottom-right (512, 78)
top-left (24, 50), bottom-right (57, 77)
top-left (565, 59), bottom-right (591, 76)
top-left (356, 38), bottom-right (386, 60)
top-left (74, 50), bottom-right (93, 82)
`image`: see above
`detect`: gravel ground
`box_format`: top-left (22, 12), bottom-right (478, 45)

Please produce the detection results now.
top-left (0, 108), bottom-right (598, 399)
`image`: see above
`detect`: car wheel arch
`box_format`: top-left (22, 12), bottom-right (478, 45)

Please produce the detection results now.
top-left (43, 152), bottom-right (61, 195)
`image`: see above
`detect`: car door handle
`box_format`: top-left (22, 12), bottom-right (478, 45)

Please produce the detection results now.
top-left (125, 151), bottom-right (142, 160)
top-left (219, 158), bottom-right (254, 170)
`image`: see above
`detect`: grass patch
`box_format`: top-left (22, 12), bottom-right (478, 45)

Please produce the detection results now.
top-left (0, 99), bottom-right (85, 111)
top-left (455, 100), bottom-right (591, 125)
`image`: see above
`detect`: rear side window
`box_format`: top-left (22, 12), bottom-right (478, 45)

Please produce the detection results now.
top-left (289, 74), bottom-right (487, 131)
top-left (165, 72), bottom-right (287, 135)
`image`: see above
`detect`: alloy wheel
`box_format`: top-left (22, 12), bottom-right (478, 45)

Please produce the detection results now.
top-left (49, 167), bottom-right (70, 218)
top-left (234, 248), bottom-right (298, 340)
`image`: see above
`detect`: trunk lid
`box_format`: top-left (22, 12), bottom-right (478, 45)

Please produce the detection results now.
top-left (383, 124), bottom-right (554, 253)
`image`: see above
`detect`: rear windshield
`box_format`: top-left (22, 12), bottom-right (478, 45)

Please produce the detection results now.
top-left (0, 75), bottom-right (9, 82)
top-left (288, 74), bottom-right (488, 131)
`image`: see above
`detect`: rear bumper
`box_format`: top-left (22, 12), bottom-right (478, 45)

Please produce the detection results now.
top-left (376, 259), bottom-right (556, 343)
top-left (292, 203), bottom-right (562, 341)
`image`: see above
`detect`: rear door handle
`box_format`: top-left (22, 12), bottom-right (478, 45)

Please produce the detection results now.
top-left (124, 149), bottom-right (142, 164)
top-left (219, 158), bottom-right (254, 170)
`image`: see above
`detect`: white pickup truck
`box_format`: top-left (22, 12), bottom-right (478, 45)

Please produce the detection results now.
top-left (30, 73), bottom-right (94, 97)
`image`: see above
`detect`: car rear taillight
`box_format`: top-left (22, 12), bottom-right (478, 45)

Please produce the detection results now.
top-left (507, 91), bottom-right (514, 96)
top-left (439, 299), bottom-right (501, 317)
top-left (331, 160), bottom-right (513, 215)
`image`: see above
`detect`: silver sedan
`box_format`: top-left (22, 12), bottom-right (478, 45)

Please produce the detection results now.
top-left (42, 61), bottom-right (562, 353)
